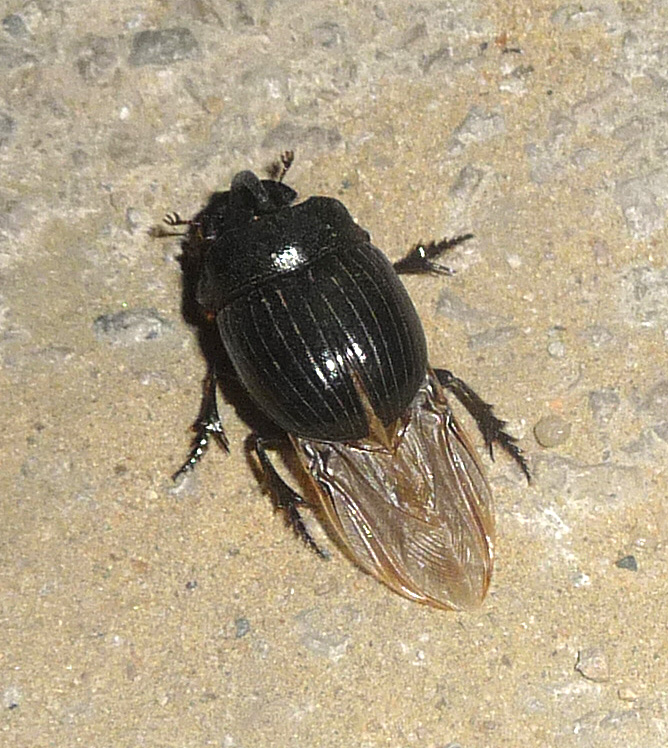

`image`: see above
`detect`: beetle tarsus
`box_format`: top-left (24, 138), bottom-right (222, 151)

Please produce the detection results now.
top-left (164, 212), bottom-right (192, 227)
top-left (252, 435), bottom-right (329, 558)
top-left (278, 150), bottom-right (294, 182)
top-left (149, 212), bottom-right (194, 238)
top-left (173, 369), bottom-right (229, 481)
top-left (393, 234), bottom-right (474, 276)
top-left (435, 368), bottom-right (531, 481)
top-left (266, 150), bottom-right (295, 183)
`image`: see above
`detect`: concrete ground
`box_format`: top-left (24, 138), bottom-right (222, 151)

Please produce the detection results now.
top-left (2, 1), bottom-right (667, 746)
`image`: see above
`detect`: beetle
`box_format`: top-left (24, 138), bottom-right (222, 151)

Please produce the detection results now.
top-left (166, 152), bottom-right (529, 610)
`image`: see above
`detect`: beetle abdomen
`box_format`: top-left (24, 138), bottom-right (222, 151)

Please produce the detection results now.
top-left (218, 242), bottom-right (428, 442)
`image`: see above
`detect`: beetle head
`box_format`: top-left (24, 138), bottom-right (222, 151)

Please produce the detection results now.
top-left (229, 170), bottom-right (297, 219)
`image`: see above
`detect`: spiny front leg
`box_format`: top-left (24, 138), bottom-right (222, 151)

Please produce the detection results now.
top-left (393, 234), bottom-right (474, 276)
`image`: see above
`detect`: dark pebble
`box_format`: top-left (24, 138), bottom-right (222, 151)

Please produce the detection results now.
top-left (129, 27), bottom-right (200, 67)
top-left (93, 308), bottom-right (171, 345)
top-left (76, 35), bottom-right (119, 83)
top-left (312, 21), bottom-right (345, 48)
top-left (2, 14), bottom-right (28, 38)
top-left (234, 617), bottom-right (251, 638)
top-left (0, 111), bottom-right (16, 147)
top-left (615, 555), bottom-right (638, 571)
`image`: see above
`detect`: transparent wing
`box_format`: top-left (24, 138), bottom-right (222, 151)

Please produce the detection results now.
top-left (293, 371), bottom-right (494, 610)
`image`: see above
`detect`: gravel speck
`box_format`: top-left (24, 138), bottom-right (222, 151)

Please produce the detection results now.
top-left (2, 14), bottom-right (28, 38)
top-left (129, 28), bottom-right (200, 67)
top-left (615, 555), bottom-right (638, 571)
top-left (588, 388), bottom-right (620, 426)
top-left (449, 107), bottom-right (506, 153)
top-left (2, 685), bottom-right (21, 709)
top-left (534, 415), bottom-right (571, 448)
top-left (76, 35), bottom-right (119, 83)
top-left (575, 648), bottom-right (610, 682)
top-left (93, 308), bottom-right (171, 345)
top-left (234, 617), bottom-right (251, 638)
top-left (0, 111), bottom-right (16, 147)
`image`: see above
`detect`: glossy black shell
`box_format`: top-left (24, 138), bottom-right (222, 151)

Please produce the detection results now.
top-left (197, 171), bottom-right (428, 442)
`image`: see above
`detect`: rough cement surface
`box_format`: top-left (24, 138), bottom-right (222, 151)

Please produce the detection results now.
top-left (1, 1), bottom-right (667, 746)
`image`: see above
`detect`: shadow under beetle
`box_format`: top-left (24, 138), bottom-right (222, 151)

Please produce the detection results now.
top-left (167, 152), bottom-right (529, 611)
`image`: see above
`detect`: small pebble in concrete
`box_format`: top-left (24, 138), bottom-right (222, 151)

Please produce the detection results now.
top-left (2, 14), bottom-right (28, 38)
top-left (575, 648), bottom-right (610, 682)
top-left (534, 414), bottom-right (571, 447)
top-left (0, 111), bottom-right (16, 147)
top-left (129, 28), bottom-right (200, 67)
top-left (615, 555), bottom-right (638, 571)
top-left (93, 308), bottom-right (171, 345)
top-left (588, 388), bottom-right (620, 425)
top-left (234, 617), bottom-right (251, 638)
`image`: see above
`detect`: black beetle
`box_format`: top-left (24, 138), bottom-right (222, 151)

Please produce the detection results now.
top-left (166, 153), bottom-right (529, 610)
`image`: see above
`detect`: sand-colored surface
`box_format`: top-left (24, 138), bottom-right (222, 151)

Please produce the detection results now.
top-left (2, 2), bottom-right (667, 746)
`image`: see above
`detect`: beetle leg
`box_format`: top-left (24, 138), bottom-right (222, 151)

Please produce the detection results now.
top-left (148, 224), bottom-right (187, 238)
top-left (164, 212), bottom-right (193, 228)
top-left (267, 150), bottom-right (295, 183)
top-left (278, 150), bottom-right (294, 182)
top-left (434, 368), bottom-right (531, 481)
top-left (149, 212), bottom-right (199, 238)
top-left (251, 435), bottom-right (329, 558)
top-left (173, 368), bottom-right (229, 480)
top-left (393, 234), bottom-right (474, 275)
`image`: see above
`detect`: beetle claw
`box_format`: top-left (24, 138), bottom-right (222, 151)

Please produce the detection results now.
top-left (172, 368), bottom-right (229, 480)
top-left (252, 434), bottom-right (328, 558)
